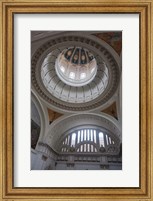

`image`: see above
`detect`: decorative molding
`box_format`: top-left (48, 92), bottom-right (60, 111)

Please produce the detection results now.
top-left (41, 49), bottom-right (109, 103)
top-left (31, 33), bottom-right (121, 112)
top-left (44, 113), bottom-right (121, 151)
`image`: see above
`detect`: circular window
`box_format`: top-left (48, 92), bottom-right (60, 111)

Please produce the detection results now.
top-left (55, 47), bottom-right (97, 87)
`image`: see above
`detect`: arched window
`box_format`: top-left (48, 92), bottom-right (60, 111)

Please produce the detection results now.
top-left (60, 127), bottom-right (117, 153)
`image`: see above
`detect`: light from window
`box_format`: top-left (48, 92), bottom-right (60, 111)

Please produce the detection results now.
top-left (80, 73), bottom-right (86, 79)
top-left (99, 132), bottom-right (105, 147)
top-left (84, 144), bottom-right (86, 152)
top-left (94, 130), bottom-right (96, 143)
top-left (68, 135), bottom-right (70, 145)
top-left (88, 144), bottom-right (90, 152)
top-left (90, 130), bottom-right (93, 141)
top-left (60, 128), bottom-right (116, 153)
top-left (78, 131), bottom-right (80, 143)
top-left (106, 134), bottom-right (109, 145)
top-left (71, 133), bottom-right (76, 147)
top-left (81, 130), bottom-right (84, 142)
top-left (60, 66), bottom-right (65, 73)
top-left (87, 129), bottom-right (90, 141)
top-left (84, 129), bottom-right (86, 141)
top-left (65, 137), bottom-right (67, 145)
top-left (91, 67), bottom-right (95, 73)
top-left (69, 72), bottom-right (75, 79)
top-left (81, 145), bottom-right (83, 152)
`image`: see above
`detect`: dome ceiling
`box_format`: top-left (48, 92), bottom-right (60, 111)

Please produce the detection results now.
top-left (55, 47), bottom-right (97, 87)
top-left (32, 34), bottom-right (121, 112)
top-left (41, 48), bottom-right (108, 104)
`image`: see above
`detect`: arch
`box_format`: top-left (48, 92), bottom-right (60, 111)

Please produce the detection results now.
top-left (58, 127), bottom-right (119, 153)
top-left (43, 113), bottom-right (121, 152)
top-left (31, 90), bottom-right (48, 148)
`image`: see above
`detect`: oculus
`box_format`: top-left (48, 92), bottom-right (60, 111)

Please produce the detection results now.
top-left (55, 47), bottom-right (97, 87)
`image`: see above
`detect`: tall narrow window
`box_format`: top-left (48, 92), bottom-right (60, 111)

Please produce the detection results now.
top-left (81, 130), bottom-right (83, 141)
top-left (60, 128), bottom-right (116, 154)
top-left (84, 144), bottom-right (86, 152)
top-left (99, 132), bottom-right (104, 147)
top-left (106, 134), bottom-right (109, 145)
top-left (88, 144), bottom-right (90, 152)
top-left (71, 133), bottom-right (76, 147)
top-left (78, 131), bottom-right (80, 143)
top-left (87, 129), bottom-right (90, 141)
top-left (84, 129), bottom-right (86, 141)
top-left (68, 135), bottom-right (70, 145)
top-left (94, 130), bottom-right (96, 143)
top-left (81, 145), bottom-right (83, 152)
top-left (90, 129), bottom-right (93, 141)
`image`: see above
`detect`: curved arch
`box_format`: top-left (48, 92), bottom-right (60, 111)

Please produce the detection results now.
top-left (31, 90), bottom-right (48, 147)
top-left (43, 113), bottom-right (121, 152)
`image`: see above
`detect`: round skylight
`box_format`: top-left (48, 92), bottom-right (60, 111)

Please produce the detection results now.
top-left (55, 47), bottom-right (97, 87)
